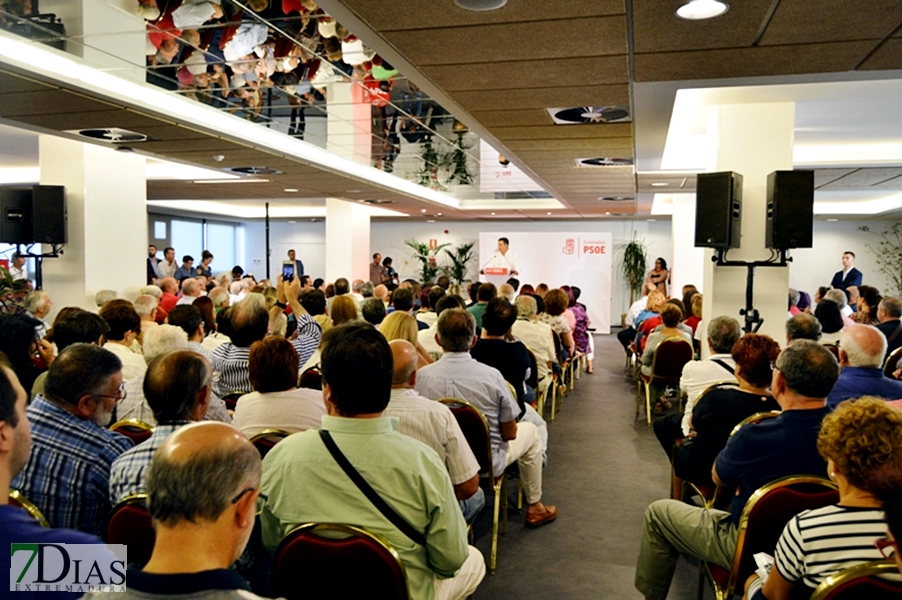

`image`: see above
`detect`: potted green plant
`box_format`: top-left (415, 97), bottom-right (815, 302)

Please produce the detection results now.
top-left (441, 242), bottom-right (476, 285)
top-left (0, 265), bottom-right (28, 315)
top-left (413, 138), bottom-right (447, 191)
top-left (446, 131), bottom-right (475, 186)
top-left (860, 222), bottom-right (902, 295)
top-left (405, 239), bottom-right (450, 283)
top-left (618, 235), bottom-right (648, 306)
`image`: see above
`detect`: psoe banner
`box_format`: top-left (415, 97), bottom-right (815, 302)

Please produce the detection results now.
top-left (478, 232), bottom-right (613, 334)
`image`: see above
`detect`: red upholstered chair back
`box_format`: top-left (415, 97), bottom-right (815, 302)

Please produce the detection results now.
top-left (109, 419), bottom-right (154, 445)
top-left (273, 523), bottom-right (409, 600)
top-left (249, 429), bottom-right (290, 459)
top-left (299, 367), bottom-right (323, 390)
top-left (884, 346), bottom-right (902, 378)
top-left (439, 399), bottom-right (493, 477)
top-left (810, 560), bottom-right (902, 600)
top-left (648, 338), bottom-right (694, 383)
top-left (221, 392), bottom-right (245, 411)
top-left (106, 494), bottom-right (155, 568)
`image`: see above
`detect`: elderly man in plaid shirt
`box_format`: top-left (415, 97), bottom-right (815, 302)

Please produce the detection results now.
top-left (12, 344), bottom-right (133, 537)
top-left (109, 350), bottom-right (212, 504)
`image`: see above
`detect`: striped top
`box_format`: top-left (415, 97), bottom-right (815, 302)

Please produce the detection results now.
top-left (212, 312), bottom-right (321, 396)
top-left (749, 504), bottom-right (892, 598)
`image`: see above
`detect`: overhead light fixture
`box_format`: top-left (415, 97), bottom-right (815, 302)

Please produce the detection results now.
top-left (827, 218), bottom-right (839, 222)
top-left (546, 211), bottom-right (552, 215)
top-left (491, 212), bottom-right (496, 216)
top-left (454, 0), bottom-right (506, 11)
top-left (193, 178), bottom-right (270, 184)
top-left (436, 212), bottom-right (442, 216)
top-left (427, 219), bottom-right (436, 223)
top-left (284, 188), bottom-right (299, 192)
top-left (676, 0), bottom-right (729, 20)
top-left (421, 208), bottom-right (428, 213)
top-left (648, 219), bottom-right (657, 222)
top-left (346, 189), bottom-right (362, 193)
top-left (651, 182), bottom-right (669, 187)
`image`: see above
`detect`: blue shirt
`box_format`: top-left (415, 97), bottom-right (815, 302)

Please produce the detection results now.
top-left (1, 505), bottom-right (107, 599)
top-left (11, 396), bottom-right (133, 537)
top-left (715, 407), bottom-right (829, 525)
top-left (109, 422), bottom-right (189, 504)
top-left (173, 266), bottom-right (195, 281)
top-left (826, 366), bottom-right (902, 409)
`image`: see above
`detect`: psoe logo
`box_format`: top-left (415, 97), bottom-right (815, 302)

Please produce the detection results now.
top-left (562, 238), bottom-right (575, 255)
top-left (10, 543), bottom-right (127, 593)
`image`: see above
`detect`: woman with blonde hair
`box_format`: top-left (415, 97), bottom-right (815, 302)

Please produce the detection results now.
top-left (539, 288), bottom-right (575, 357)
top-left (379, 311), bottom-right (433, 369)
top-left (330, 295), bottom-right (358, 327)
top-left (743, 397), bottom-right (902, 600)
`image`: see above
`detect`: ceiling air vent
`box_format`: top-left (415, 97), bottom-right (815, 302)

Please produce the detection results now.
top-left (362, 199), bottom-right (395, 204)
top-left (74, 128), bottom-right (148, 143)
top-left (576, 157), bottom-right (634, 167)
top-left (547, 106), bottom-right (631, 125)
top-left (598, 196), bottom-right (635, 201)
top-left (228, 166), bottom-right (283, 175)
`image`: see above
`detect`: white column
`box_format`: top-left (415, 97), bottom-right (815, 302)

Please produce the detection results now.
top-left (39, 136), bottom-right (147, 310)
top-left (701, 103), bottom-right (795, 355)
top-left (670, 195), bottom-right (706, 298)
top-left (326, 82), bottom-right (372, 164)
top-left (325, 198), bottom-right (370, 284)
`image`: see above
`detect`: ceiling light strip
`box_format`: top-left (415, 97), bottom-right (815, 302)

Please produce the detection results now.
top-left (0, 30), bottom-right (459, 211)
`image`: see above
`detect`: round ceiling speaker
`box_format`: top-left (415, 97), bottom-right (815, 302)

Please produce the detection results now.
top-left (454, 0), bottom-right (507, 11)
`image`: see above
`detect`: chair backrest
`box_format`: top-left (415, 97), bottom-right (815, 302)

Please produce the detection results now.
top-left (729, 410), bottom-right (781, 439)
top-left (884, 346), bottom-right (902, 378)
top-left (525, 349), bottom-right (539, 389)
top-left (273, 523), bottom-right (409, 600)
top-left (438, 398), bottom-right (493, 477)
top-left (823, 342), bottom-right (841, 361)
top-left (9, 489), bottom-right (50, 527)
top-left (299, 367), bottom-right (323, 390)
top-left (106, 494), bottom-right (155, 567)
top-left (810, 560), bottom-right (902, 600)
top-left (109, 419), bottom-right (155, 445)
top-left (649, 337), bottom-right (694, 382)
top-left (249, 429), bottom-right (290, 459)
top-left (728, 475), bottom-right (839, 594)
top-left (221, 392), bottom-right (245, 411)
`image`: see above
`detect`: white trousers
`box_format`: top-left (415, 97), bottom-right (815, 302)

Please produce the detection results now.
top-left (504, 421), bottom-right (543, 504)
top-left (434, 545), bottom-right (486, 600)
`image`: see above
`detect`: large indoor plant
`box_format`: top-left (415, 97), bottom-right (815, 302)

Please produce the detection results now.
top-left (0, 265), bottom-right (27, 315)
top-left (618, 235), bottom-right (648, 306)
top-left (860, 222), bottom-right (902, 296)
top-left (441, 242), bottom-right (475, 285)
top-left (405, 239), bottom-right (450, 283)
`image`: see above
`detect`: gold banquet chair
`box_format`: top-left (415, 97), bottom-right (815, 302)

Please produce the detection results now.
top-left (9, 489), bottom-right (50, 527)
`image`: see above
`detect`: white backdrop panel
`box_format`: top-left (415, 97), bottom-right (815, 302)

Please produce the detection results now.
top-left (479, 232), bottom-right (613, 333)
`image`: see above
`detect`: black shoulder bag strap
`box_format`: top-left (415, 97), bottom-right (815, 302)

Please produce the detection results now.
top-left (319, 429), bottom-right (427, 546)
top-left (711, 358), bottom-right (735, 375)
top-left (887, 321), bottom-right (902, 345)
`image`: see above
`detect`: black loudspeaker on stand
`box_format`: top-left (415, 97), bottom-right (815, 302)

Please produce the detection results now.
top-left (766, 170), bottom-right (814, 249)
top-left (694, 171), bottom-right (743, 249)
top-left (0, 185), bottom-right (67, 245)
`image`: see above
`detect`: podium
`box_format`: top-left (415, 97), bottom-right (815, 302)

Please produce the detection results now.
top-left (482, 267), bottom-right (509, 287)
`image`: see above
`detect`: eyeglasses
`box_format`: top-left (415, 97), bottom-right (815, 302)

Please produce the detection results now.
top-left (94, 383), bottom-right (127, 402)
top-left (231, 487), bottom-right (267, 515)
top-left (875, 537), bottom-right (898, 559)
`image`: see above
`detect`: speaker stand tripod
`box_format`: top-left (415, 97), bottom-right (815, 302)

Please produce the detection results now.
top-left (712, 248), bottom-right (792, 333)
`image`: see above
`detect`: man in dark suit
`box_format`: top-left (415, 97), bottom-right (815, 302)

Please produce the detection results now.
top-left (876, 296), bottom-right (902, 361)
top-left (829, 251), bottom-right (863, 291)
top-left (287, 249), bottom-right (304, 280)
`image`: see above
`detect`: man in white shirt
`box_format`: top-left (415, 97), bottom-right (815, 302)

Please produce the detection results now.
top-left (24, 290), bottom-right (52, 338)
top-left (418, 295), bottom-right (465, 360)
top-left (156, 247), bottom-right (178, 279)
top-left (510, 295), bottom-right (557, 390)
top-left (176, 278), bottom-right (204, 306)
top-left (653, 316), bottom-right (740, 453)
top-left (481, 237), bottom-right (519, 276)
top-left (8, 253), bottom-right (26, 281)
top-left (618, 283), bottom-right (655, 352)
top-left (385, 340), bottom-right (484, 523)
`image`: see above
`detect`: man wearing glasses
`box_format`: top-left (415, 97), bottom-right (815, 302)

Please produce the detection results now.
top-left (11, 343), bottom-right (133, 537)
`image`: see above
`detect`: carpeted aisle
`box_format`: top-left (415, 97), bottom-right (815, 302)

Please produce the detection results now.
top-left (472, 333), bottom-right (713, 599)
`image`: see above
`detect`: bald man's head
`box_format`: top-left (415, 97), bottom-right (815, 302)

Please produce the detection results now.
top-left (147, 422), bottom-right (260, 527)
top-left (390, 339), bottom-right (418, 387)
top-left (839, 324), bottom-right (887, 368)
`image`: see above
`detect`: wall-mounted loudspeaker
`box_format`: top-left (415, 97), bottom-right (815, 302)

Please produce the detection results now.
top-left (695, 171), bottom-right (742, 248)
top-left (766, 170), bottom-right (814, 249)
top-left (0, 188), bottom-right (33, 244)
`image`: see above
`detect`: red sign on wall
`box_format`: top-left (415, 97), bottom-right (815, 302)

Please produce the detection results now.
top-left (428, 239), bottom-right (438, 249)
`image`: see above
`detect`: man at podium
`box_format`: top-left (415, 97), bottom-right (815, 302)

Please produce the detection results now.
top-left (481, 237), bottom-right (519, 277)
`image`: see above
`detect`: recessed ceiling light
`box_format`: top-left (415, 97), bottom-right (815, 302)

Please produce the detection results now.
top-left (346, 189), bottom-right (362, 193)
top-left (491, 212), bottom-right (495, 216)
top-left (651, 182), bottom-right (669, 187)
top-left (427, 219), bottom-right (436, 223)
top-left (288, 220), bottom-right (297, 224)
top-left (546, 211), bottom-right (552, 215)
top-left (454, 0), bottom-right (506, 11)
top-left (605, 212), bottom-right (611, 215)
top-left (676, 0), bottom-right (729, 20)
top-left (827, 218), bottom-right (839, 222)
top-left (421, 208), bottom-right (428, 213)
top-left (648, 219), bottom-right (657, 222)
top-left (437, 212), bottom-right (442, 216)
top-left (284, 188), bottom-right (298, 193)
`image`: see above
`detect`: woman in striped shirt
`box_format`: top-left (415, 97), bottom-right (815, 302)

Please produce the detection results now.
top-left (744, 397), bottom-right (902, 599)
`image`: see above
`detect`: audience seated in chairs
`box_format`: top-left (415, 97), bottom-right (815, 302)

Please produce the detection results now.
top-left (109, 351), bottom-right (213, 504)
top-left (230, 337), bottom-right (326, 438)
top-left (0, 354), bottom-right (121, 600)
top-left (786, 312), bottom-right (823, 344)
top-left (84, 422), bottom-right (267, 600)
top-left (12, 344), bottom-right (133, 537)
top-left (416, 308), bottom-right (557, 529)
top-left (0, 313), bottom-right (50, 397)
top-left (31, 308), bottom-right (110, 399)
top-left (640, 304), bottom-right (692, 376)
top-left (99, 299), bottom-right (147, 383)
top-left (539, 288), bottom-right (575, 358)
top-left (384, 339), bottom-right (484, 524)
top-left (167, 304), bottom-right (215, 363)
top-left (259, 322), bottom-right (485, 600)
top-left (654, 316), bottom-right (741, 451)
top-left (379, 311), bottom-right (433, 369)
top-left (744, 397), bottom-right (902, 599)
top-left (635, 340), bottom-right (839, 600)
top-left (827, 324), bottom-right (902, 409)
top-left (419, 294), bottom-right (466, 360)
top-left (511, 295), bottom-right (557, 395)
top-left (876, 296), bottom-right (902, 360)
top-left (668, 334), bottom-right (781, 489)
